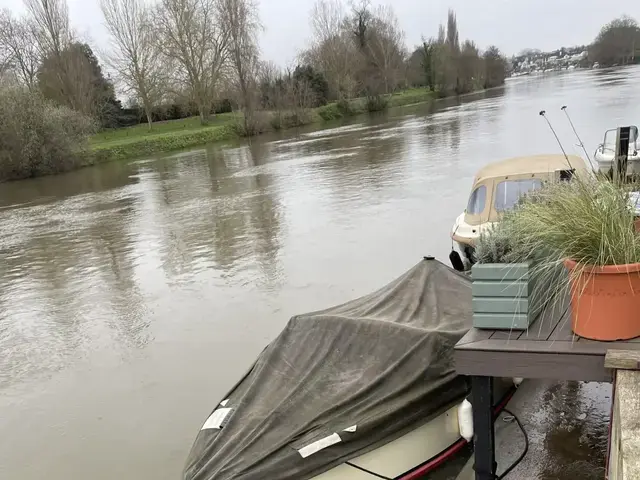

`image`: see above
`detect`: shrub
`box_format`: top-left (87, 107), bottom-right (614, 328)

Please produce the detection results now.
top-left (317, 103), bottom-right (343, 121)
top-left (0, 87), bottom-right (96, 181)
top-left (366, 95), bottom-right (389, 113)
top-left (337, 98), bottom-right (356, 115)
top-left (475, 220), bottom-right (517, 264)
top-left (232, 111), bottom-right (272, 137)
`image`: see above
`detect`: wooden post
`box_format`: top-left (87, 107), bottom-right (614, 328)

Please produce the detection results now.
top-left (471, 376), bottom-right (496, 480)
top-left (604, 350), bottom-right (640, 480)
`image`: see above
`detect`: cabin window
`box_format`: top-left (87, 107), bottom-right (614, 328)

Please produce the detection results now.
top-left (466, 185), bottom-right (486, 214)
top-left (494, 179), bottom-right (543, 212)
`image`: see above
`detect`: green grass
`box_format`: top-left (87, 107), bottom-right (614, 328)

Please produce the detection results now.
top-left (89, 87), bottom-right (436, 162)
top-left (387, 87), bottom-right (436, 107)
top-left (90, 113), bottom-right (235, 146)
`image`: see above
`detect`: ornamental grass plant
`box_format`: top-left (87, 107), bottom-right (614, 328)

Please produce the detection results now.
top-left (481, 170), bottom-right (640, 340)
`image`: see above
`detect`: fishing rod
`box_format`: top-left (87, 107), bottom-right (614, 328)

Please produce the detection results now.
top-left (539, 110), bottom-right (574, 170)
top-left (561, 105), bottom-right (596, 171)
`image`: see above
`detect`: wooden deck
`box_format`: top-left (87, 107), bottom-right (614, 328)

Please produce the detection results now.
top-left (454, 295), bottom-right (640, 382)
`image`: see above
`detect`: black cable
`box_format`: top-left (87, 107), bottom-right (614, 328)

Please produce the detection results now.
top-left (345, 461), bottom-right (392, 479)
top-left (495, 408), bottom-right (529, 480)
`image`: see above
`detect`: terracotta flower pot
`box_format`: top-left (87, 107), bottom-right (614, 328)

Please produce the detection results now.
top-left (564, 259), bottom-right (640, 341)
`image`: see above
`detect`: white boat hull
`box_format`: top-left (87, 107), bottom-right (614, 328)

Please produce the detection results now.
top-left (313, 403), bottom-right (461, 479)
top-left (313, 380), bottom-right (515, 480)
top-left (451, 212), bottom-right (495, 269)
top-left (594, 150), bottom-right (640, 176)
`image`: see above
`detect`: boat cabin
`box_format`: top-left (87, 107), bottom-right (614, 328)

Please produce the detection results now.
top-left (450, 154), bottom-right (589, 270)
top-left (464, 154), bottom-right (587, 227)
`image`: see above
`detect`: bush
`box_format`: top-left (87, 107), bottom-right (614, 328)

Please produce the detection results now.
top-left (366, 95), bottom-right (389, 113)
top-left (337, 98), bottom-right (356, 116)
top-left (0, 87), bottom-right (96, 181)
top-left (232, 111), bottom-right (272, 137)
top-left (475, 221), bottom-right (517, 264)
top-left (317, 103), bottom-right (342, 121)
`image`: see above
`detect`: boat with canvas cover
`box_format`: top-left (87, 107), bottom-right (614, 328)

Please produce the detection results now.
top-left (449, 154), bottom-right (589, 271)
top-left (183, 257), bottom-right (515, 480)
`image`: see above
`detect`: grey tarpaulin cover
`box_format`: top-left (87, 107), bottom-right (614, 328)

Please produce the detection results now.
top-left (184, 258), bottom-right (472, 480)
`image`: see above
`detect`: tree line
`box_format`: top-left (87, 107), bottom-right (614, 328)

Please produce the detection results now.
top-left (590, 15), bottom-right (640, 67)
top-left (0, 0), bottom-right (509, 134)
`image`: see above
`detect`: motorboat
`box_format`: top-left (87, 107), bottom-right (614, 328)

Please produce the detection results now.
top-left (450, 154), bottom-right (589, 271)
top-left (183, 257), bottom-right (516, 480)
top-left (594, 126), bottom-right (640, 176)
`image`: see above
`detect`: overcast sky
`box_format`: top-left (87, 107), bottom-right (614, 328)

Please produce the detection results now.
top-left (1, 0), bottom-right (637, 65)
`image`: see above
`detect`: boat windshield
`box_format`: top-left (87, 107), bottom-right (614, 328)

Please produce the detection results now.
top-left (494, 179), bottom-right (543, 212)
top-left (466, 185), bottom-right (486, 214)
top-left (603, 127), bottom-right (639, 152)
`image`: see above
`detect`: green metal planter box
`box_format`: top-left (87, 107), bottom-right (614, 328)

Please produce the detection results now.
top-left (471, 262), bottom-right (542, 330)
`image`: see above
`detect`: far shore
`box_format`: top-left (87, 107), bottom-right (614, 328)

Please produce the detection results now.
top-left (89, 86), bottom-right (499, 164)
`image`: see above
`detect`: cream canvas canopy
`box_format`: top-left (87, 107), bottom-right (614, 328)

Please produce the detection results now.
top-left (464, 154), bottom-right (589, 226)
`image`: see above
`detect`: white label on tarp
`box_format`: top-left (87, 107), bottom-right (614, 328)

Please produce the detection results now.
top-left (220, 399), bottom-right (230, 407)
top-left (201, 408), bottom-right (232, 430)
top-left (297, 433), bottom-right (342, 458)
top-left (343, 425), bottom-right (357, 433)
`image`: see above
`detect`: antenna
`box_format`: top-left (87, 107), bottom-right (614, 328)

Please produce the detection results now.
top-left (561, 106), bottom-right (595, 171)
top-left (539, 110), bottom-right (574, 170)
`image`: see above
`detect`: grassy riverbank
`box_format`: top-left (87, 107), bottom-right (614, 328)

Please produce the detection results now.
top-left (89, 87), bottom-right (436, 162)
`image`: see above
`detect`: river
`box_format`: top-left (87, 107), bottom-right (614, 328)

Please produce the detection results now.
top-left (1, 66), bottom-right (636, 480)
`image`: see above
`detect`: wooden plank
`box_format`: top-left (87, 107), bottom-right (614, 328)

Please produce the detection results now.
top-left (605, 350), bottom-right (640, 370)
top-left (520, 296), bottom-right (567, 341)
top-left (471, 263), bottom-right (529, 281)
top-left (548, 304), bottom-right (575, 342)
top-left (456, 327), bottom-right (494, 346)
top-left (455, 338), bottom-right (640, 356)
top-left (490, 330), bottom-right (522, 340)
top-left (454, 348), bottom-right (612, 382)
top-left (473, 313), bottom-right (531, 330)
top-left (472, 280), bottom-right (529, 297)
top-left (472, 297), bottom-right (529, 314)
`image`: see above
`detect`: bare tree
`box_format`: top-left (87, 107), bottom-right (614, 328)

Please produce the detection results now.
top-left (156, 0), bottom-right (229, 124)
top-left (305, 0), bottom-right (357, 100)
top-left (24, 0), bottom-right (71, 57)
top-left (311, 0), bottom-right (343, 41)
top-left (220, 0), bottom-right (261, 134)
top-left (0, 10), bottom-right (39, 89)
top-left (366, 5), bottom-right (405, 93)
top-left (100, 0), bottom-right (166, 129)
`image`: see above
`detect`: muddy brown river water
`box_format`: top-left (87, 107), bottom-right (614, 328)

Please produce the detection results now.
top-left (2, 67), bottom-right (636, 479)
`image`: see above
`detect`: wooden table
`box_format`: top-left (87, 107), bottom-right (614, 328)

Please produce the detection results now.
top-left (453, 296), bottom-right (640, 480)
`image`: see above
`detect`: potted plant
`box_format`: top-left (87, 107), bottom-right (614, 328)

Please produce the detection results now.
top-left (506, 174), bottom-right (640, 341)
top-left (471, 220), bottom-right (546, 330)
